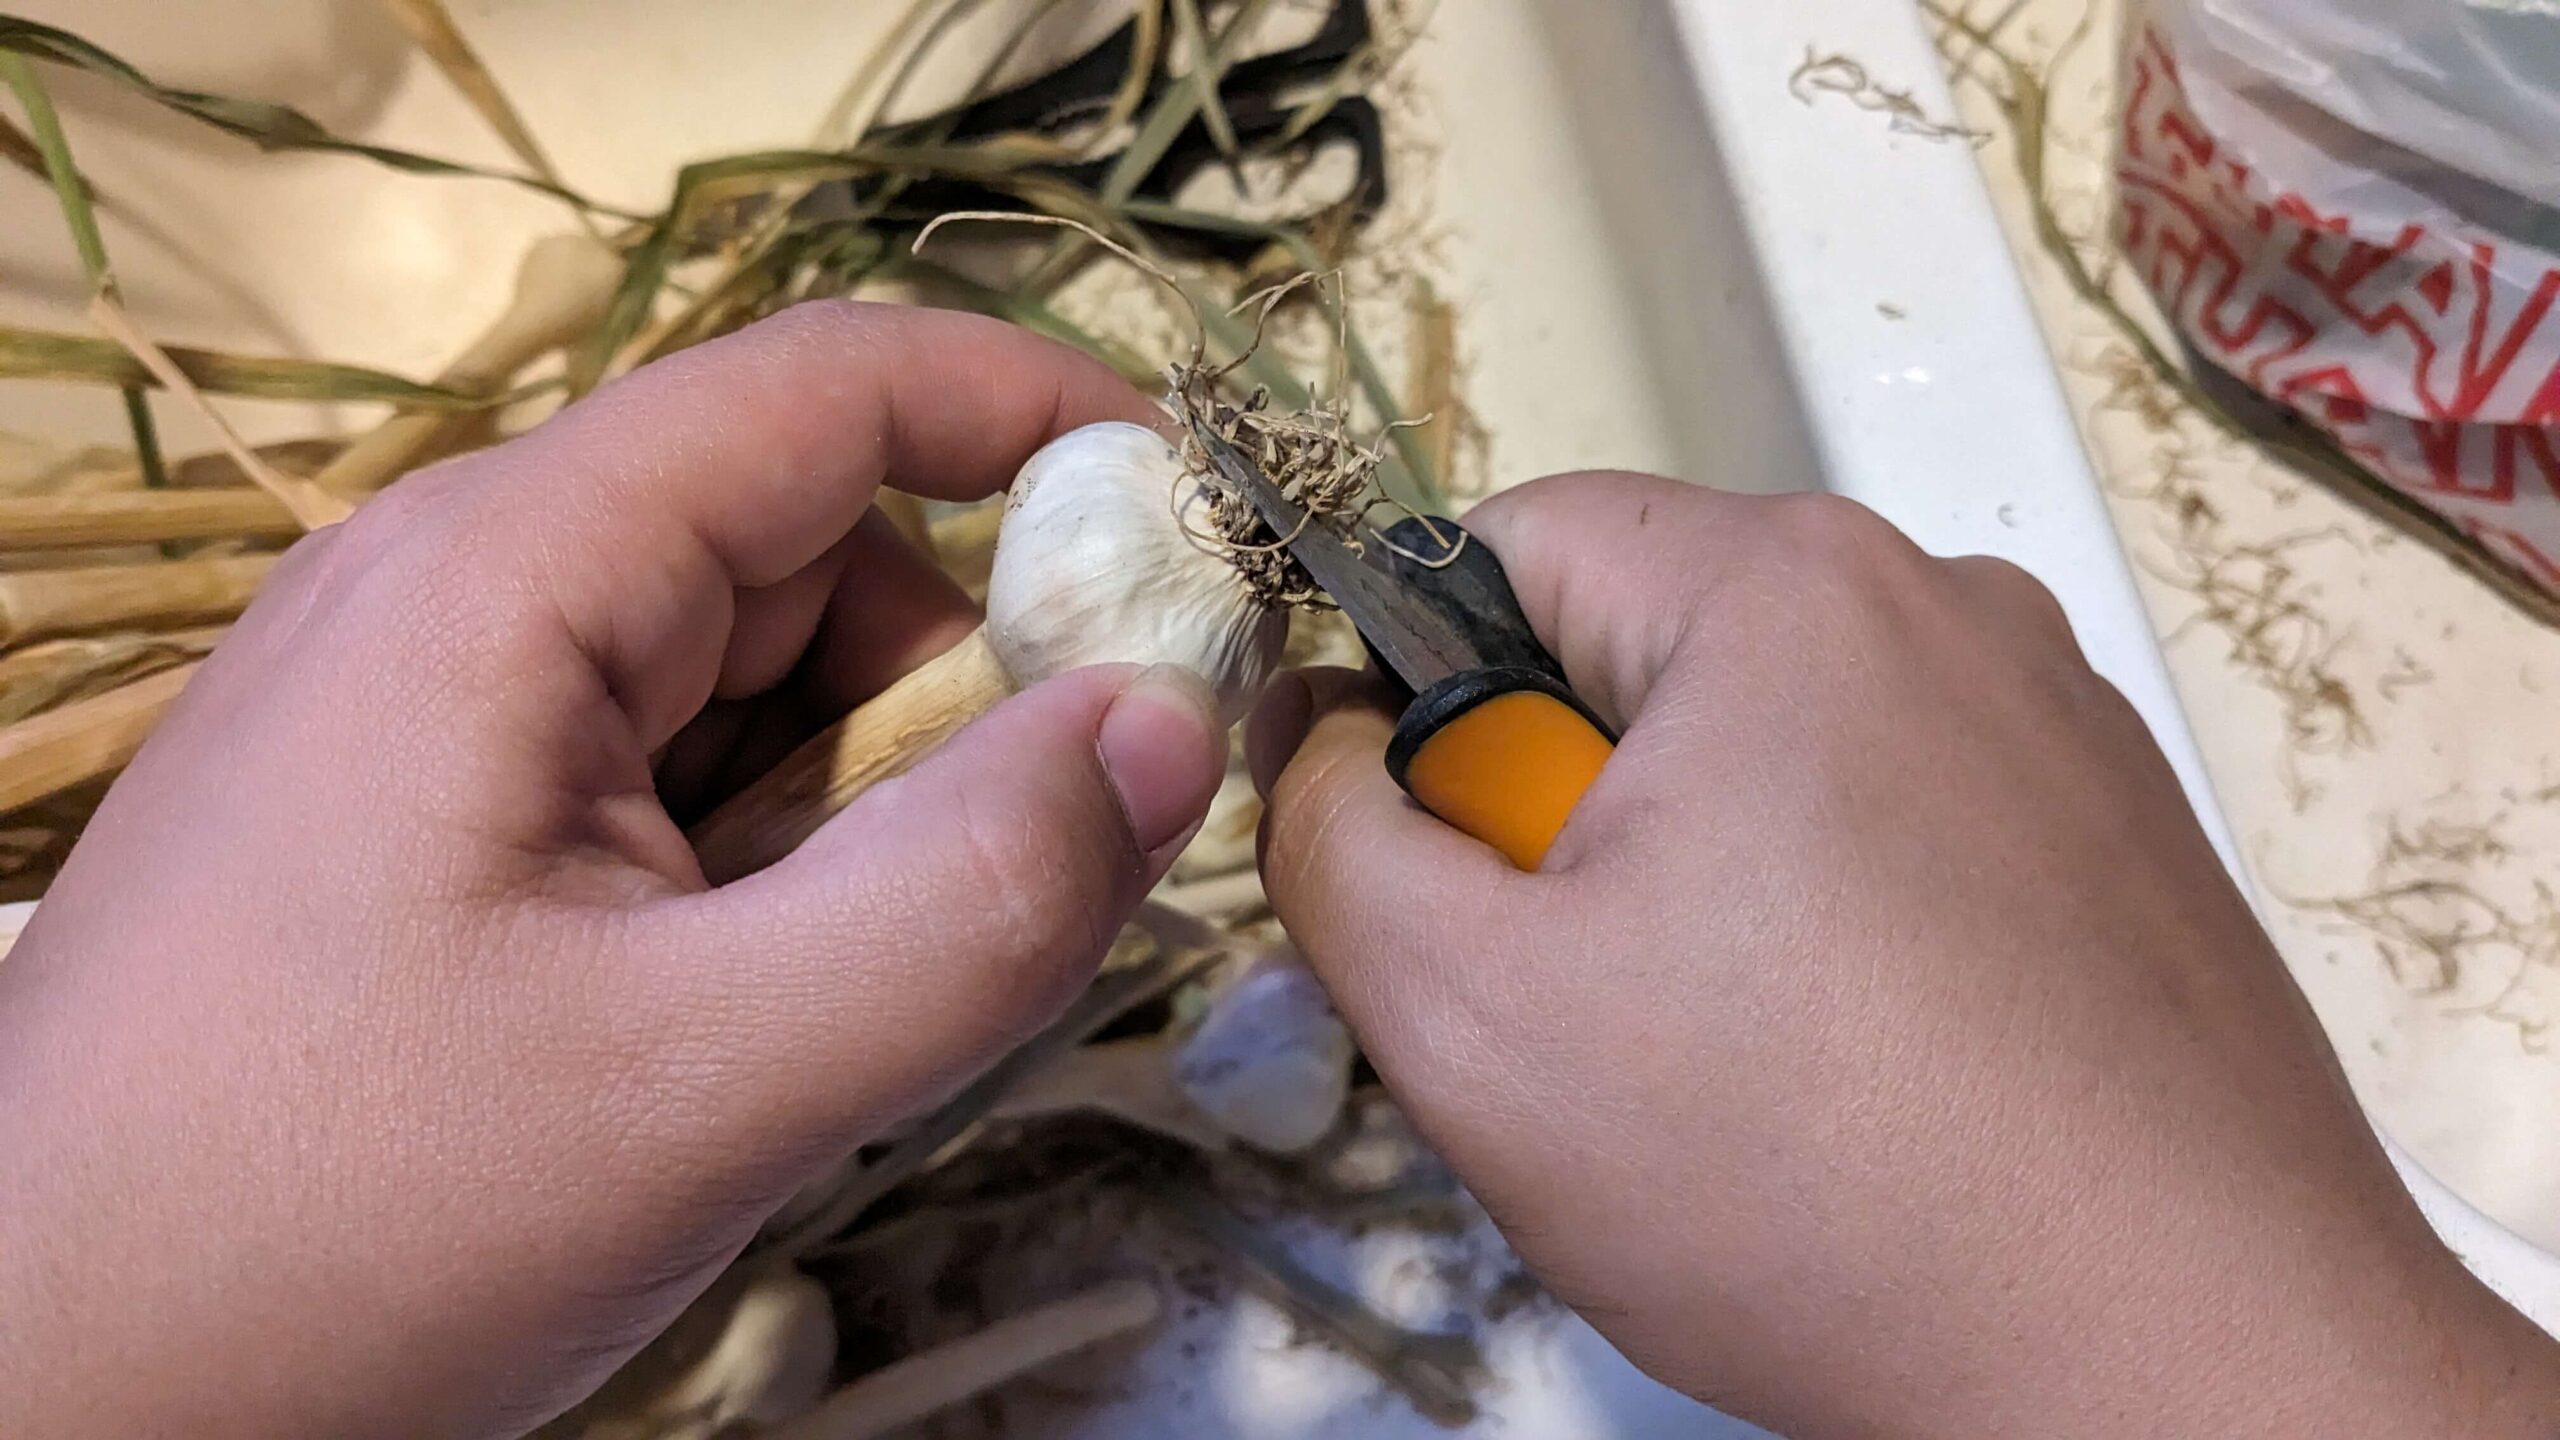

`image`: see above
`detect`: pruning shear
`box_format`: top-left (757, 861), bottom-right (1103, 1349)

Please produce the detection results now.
top-left (1186, 422), bottom-right (1619, 870)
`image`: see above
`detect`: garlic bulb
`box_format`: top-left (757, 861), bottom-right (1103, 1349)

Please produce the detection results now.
top-left (985, 421), bottom-right (1286, 725)
top-left (1174, 949), bottom-right (1357, 1154)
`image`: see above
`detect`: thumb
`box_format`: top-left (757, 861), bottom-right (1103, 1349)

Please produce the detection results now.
top-left (647, 661), bottom-right (1226, 1148)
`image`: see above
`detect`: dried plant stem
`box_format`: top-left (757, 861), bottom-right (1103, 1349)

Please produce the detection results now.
top-left (0, 626), bottom-right (223, 725)
top-left (686, 627), bottom-right (1010, 884)
top-left (0, 554), bottom-right (271, 645)
top-left (0, 110), bottom-right (42, 184)
top-left (812, 0), bottom-right (982, 150)
top-left (0, 325), bottom-right (514, 409)
top-left (1405, 279), bottom-right (1460, 489)
top-left (1152, 867), bottom-right (1266, 920)
top-left (988, 1038), bottom-right (1228, 1150)
top-left (769, 1280), bottom-right (1162, 1440)
top-left (0, 15), bottom-right (617, 214)
top-left (381, 0), bottom-right (568, 195)
top-left (1165, 1183), bottom-right (1484, 1425)
top-left (1, 51), bottom-right (165, 487)
top-left (0, 488), bottom-right (299, 550)
top-left (313, 233), bottom-right (621, 497)
top-left (1169, 0), bottom-right (1242, 159)
top-left (0, 659), bottom-right (193, 813)
top-left (83, 298), bottom-right (350, 529)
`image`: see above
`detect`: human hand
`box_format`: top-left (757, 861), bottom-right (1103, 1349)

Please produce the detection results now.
top-left (0, 305), bottom-right (1227, 1438)
top-left (1252, 473), bottom-right (2560, 1438)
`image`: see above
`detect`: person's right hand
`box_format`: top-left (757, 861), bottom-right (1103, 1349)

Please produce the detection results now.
top-left (1251, 473), bottom-right (2560, 1439)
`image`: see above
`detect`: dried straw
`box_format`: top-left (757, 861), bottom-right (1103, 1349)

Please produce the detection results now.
top-left (0, 554), bottom-right (272, 645)
top-left (83, 298), bottom-right (351, 530)
top-left (0, 659), bottom-right (194, 813)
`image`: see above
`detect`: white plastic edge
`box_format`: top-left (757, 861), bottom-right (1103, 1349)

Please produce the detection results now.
top-left (1654, 0), bottom-right (2560, 1332)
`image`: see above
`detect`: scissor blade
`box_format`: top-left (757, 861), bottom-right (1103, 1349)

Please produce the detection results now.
top-left (1186, 423), bottom-right (1485, 692)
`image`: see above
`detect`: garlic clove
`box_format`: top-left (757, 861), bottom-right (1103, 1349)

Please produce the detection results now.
top-left (983, 421), bottom-right (1286, 727)
top-left (1174, 949), bottom-right (1357, 1154)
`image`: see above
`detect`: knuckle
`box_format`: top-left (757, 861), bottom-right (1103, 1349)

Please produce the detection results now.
top-left (1766, 491), bottom-right (1911, 569)
top-left (1470, 469), bottom-right (1697, 546)
top-left (1965, 554), bottom-right (2075, 631)
top-left (1736, 494), bottom-right (1929, 638)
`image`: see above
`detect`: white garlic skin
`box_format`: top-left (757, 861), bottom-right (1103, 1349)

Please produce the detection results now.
top-left (1175, 950), bottom-right (1357, 1154)
top-left (985, 421), bottom-right (1286, 726)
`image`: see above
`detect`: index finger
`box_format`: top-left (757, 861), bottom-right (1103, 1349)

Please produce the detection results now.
top-left (418, 301), bottom-right (1154, 741)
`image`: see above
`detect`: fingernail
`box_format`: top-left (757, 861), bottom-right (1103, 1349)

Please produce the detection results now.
top-left (1099, 663), bottom-right (1224, 855)
top-left (1246, 669), bottom-right (1314, 799)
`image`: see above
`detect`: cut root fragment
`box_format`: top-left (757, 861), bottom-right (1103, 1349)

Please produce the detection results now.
top-left (1163, 356), bottom-right (1410, 611)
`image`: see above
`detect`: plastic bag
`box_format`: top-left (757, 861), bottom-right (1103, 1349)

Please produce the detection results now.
top-left (2118, 0), bottom-right (2560, 595)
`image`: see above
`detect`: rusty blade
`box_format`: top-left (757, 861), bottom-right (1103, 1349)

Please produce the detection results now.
top-left (1185, 420), bottom-right (1484, 692)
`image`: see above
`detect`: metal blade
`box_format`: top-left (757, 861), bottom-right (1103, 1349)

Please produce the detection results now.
top-left (1185, 421), bottom-right (1485, 691)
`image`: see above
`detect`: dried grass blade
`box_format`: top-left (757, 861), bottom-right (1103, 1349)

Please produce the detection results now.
top-left (381, 0), bottom-right (568, 194)
top-left (0, 325), bottom-right (502, 409)
top-left (878, 254), bottom-right (1154, 383)
top-left (1276, 0), bottom-right (1432, 146)
top-left (575, 150), bottom-right (884, 390)
top-left (1169, 0), bottom-right (1241, 160)
top-left (1, 52), bottom-right (166, 486)
top-left (601, 0), bottom-right (979, 381)
top-left (1105, 0), bottom-right (1273, 205)
top-left (83, 299), bottom-right (354, 529)
top-left (1020, 0), bottom-right (1278, 293)
top-left (1405, 278), bottom-right (1459, 489)
top-left (1097, 0), bottom-right (1167, 140)
top-left (0, 16), bottom-right (619, 215)
top-left (1164, 1182), bottom-right (1483, 1425)
top-left (811, 0), bottom-right (982, 150)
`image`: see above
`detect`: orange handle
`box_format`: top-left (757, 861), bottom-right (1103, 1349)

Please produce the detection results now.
top-left (1400, 688), bottom-right (1615, 869)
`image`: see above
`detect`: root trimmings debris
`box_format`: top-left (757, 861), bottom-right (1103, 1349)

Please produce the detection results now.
top-left (916, 209), bottom-right (1425, 614)
top-left (1170, 374), bottom-right (1382, 610)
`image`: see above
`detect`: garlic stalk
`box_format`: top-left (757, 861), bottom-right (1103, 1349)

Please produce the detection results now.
top-left (688, 421), bottom-right (1286, 882)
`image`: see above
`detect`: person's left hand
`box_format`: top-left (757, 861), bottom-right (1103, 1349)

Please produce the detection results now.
top-left (0, 304), bottom-right (1227, 1439)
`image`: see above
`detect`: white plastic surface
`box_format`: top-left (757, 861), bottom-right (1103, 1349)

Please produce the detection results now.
top-left (1663, 0), bottom-right (2560, 1342)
